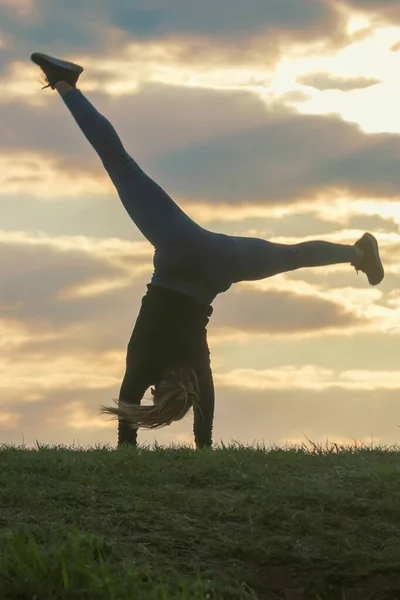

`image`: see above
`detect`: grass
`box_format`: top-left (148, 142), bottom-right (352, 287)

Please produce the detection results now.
top-left (1, 439), bottom-right (400, 599)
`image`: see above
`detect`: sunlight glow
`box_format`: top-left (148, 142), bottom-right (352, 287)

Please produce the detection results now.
top-left (274, 26), bottom-right (400, 133)
top-left (347, 15), bottom-right (372, 36)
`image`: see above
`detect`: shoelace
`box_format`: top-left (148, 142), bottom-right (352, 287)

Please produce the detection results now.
top-left (352, 245), bottom-right (364, 276)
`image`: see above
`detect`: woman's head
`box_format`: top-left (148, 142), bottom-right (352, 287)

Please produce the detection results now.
top-left (100, 366), bottom-right (200, 430)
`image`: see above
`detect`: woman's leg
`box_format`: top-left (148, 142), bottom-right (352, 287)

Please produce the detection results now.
top-left (229, 236), bottom-right (365, 283)
top-left (55, 82), bottom-right (203, 249)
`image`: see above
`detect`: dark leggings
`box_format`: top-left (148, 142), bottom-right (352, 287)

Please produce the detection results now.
top-left (60, 88), bottom-right (359, 306)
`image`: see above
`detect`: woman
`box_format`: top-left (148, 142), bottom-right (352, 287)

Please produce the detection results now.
top-left (31, 53), bottom-right (384, 449)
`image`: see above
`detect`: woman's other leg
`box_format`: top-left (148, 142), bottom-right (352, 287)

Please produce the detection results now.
top-left (229, 233), bottom-right (383, 286)
top-left (56, 83), bottom-right (203, 248)
top-left (231, 237), bottom-right (359, 282)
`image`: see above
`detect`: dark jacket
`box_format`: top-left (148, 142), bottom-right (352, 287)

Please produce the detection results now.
top-left (118, 283), bottom-right (215, 448)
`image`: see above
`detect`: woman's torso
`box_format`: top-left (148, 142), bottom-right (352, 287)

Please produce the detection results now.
top-left (129, 283), bottom-right (213, 373)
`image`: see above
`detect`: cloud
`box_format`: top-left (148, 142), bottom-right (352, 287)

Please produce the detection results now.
top-left (109, 0), bottom-right (338, 39)
top-left (0, 247), bottom-right (119, 329)
top-left (297, 72), bottom-right (381, 91)
top-left (347, 212), bottom-right (400, 234)
top-left (214, 385), bottom-right (400, 448)
top-left (0, 0), bottom-right (349, 84)
top-left (3, 83), bottom-right (400, 209)
top-left (340, 1), bottom-right (400, 24)
top-left (0, 232), bottom-right (152, 351)
top-left (106, 0), bottom-right (346, 66)
top-left (0, 387), bottom-right (121, 448)
top-left (212, 286), bottom-right (364, 334)
top-left (0, 85), bottom-right (270, 168)
top-left (0, 189), bottom-right (149, 241)
top-left (152, 107), bottom-right (400, 204)
top-left (0, 150), bottom-right (108, 199)
top-left (2, 372), bottom-right (400, 450)
top-left (0, 1), bottom-right (125, 76)
top-left (211, 330), bottom-right (400, 379)
top-left (0, 0), bottom-right (33, 19)
top-left (0, 383), bottom-right (199, 449)
top-left (215, 365), bottom-right (400, 391)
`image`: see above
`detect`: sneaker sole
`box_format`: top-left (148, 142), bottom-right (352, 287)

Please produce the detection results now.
top-left (364, 233), bottom-right (384, 286)
top-left (30, 52), bottom-right (84, 76)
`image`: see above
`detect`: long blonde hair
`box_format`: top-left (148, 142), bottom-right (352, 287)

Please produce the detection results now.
top-left (99, 366), bottom-right (200, 430)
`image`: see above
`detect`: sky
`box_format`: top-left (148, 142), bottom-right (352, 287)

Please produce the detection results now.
top-left (1, 0), bottom-right (400, 450)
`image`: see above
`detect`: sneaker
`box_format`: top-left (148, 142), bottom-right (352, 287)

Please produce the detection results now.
top-left (352, 233), bottom-right (384, 286)
top-left (30, 52), bottom-right (83, 90)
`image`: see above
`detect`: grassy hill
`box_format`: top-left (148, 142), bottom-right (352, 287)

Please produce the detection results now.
top-left (1, 440), bottom-right (400, 599)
